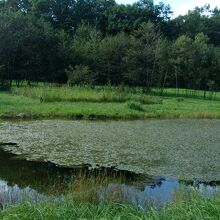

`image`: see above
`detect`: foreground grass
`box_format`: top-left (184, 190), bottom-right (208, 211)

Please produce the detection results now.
top-left (1, 90), bottom-right (220, 119)
top-left (1, 193), bottom-right (220, 220)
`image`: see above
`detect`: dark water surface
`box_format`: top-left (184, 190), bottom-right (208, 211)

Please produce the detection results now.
top-left (0, 150), bottom-right (218, 208)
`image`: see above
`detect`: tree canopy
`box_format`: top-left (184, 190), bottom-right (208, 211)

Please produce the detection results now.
top-left (0, 0), bottom-right (219, 94)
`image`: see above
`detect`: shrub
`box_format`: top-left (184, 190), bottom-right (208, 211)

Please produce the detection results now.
top-left (176, 97), bottom-right (184, 102)
top-left (126, 101), bottom-right (144, 111)
top-left (66, 65), bottom-right (95, 86)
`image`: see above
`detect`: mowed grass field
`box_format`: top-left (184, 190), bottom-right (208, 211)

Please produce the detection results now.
top-left (0, 86), bottom-right (220, 120)
top-left (152, 87), bottom-right (220, 100)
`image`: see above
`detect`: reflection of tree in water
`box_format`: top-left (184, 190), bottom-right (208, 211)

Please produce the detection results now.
top-left (0, 150), bottom-right (73, 194)
top-left (0, 150), bottom-right (162, 195)
top-left (0, 149), bottom-right (218, 207)
top-left (148, 178), bottom-right (165, 189)
top-left (0, 182), bottom-right (47, 207)
top-left (179, 179), bottom-right (220, 188)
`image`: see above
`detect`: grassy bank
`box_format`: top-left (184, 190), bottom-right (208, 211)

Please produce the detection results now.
top-left (1, 193), bottom-right (220, 220)
top-left (12, 86), bottom-right (162, 104)
top-left (12, 84), bottom-right (220, 101)
top-left (0, 86), bottom-right (220, 120)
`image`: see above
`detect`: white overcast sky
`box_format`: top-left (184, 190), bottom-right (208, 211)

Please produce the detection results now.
top-left (116, 0), bottom-right (220, 17)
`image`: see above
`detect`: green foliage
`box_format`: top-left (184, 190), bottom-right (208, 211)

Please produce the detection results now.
top-left (126, 101), bottom-right (144, 111)
top-left (176, 98), bottom-right (184, 102)
top-left (12, 86), bottom-right (162, 104)
top-left (0, 7), bottom-right (71, 85)
top-left (66, 65), bottom-right (95, 86)
top-left (0, 0), bottom-right (220, 93)
top-left (0, 193), bottom-right (220, 220)
top-left (124, 22), bottom-right (161, 88)
top-left (0, 64), bottom-right (7, 88)
top-left (98, 33), bottom-right (132, 85)
top-left (174, 6), bottom-right (220, 46)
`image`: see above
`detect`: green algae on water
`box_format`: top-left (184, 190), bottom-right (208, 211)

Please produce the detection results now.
top-left (0, 119), bottom-right (219, 181)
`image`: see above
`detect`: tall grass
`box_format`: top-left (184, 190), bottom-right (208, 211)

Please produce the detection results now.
top-left (12, 86), bottom-right (162, 104)
top-left (1, 192), bottom-right (219, 220)
top-left (66, 171), bottom-right (127, 204)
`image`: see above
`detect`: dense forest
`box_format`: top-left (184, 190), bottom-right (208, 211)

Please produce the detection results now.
top-left (0, 0), bottom-right (220, 94)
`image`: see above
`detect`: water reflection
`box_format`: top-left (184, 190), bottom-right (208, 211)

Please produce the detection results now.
top-left (0, 150), bottom-right (219, 208)
top-left (0, 180), bottom-right (46, 208)
top-left (98, 179), bottom-right (219, 209)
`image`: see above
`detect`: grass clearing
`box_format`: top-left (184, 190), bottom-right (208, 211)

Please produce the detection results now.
top-left (152, 87), bottom-right (220, 100)
top-left (0, 87), bottom-right (220, 119)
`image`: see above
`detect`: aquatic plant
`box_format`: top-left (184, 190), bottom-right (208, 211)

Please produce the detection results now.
top-left (0, 120), bottom-right (220, 180)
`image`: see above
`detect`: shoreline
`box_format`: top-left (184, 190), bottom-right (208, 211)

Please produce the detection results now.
top-left (1, 113), bottom-right (220, 121)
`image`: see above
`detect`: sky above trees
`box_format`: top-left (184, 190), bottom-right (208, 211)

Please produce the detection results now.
top-left (116, 0), bottom-right (220, 17)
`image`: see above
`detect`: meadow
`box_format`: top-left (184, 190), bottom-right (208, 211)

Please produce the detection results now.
top-left (0, 85), bottom-right (220, 120)
top-left (152, 87), bottom-right (220, 100)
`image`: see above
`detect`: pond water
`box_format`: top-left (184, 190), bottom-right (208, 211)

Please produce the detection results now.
top-left (0, 119), bottom-right (219, 208)
top-left (0, 150), bottom-right (219, 209)
top-left (0, 119), bottom-right (220, 180)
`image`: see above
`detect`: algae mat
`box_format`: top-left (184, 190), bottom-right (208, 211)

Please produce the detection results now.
top-left (0, 120), bottom-right (219, 181)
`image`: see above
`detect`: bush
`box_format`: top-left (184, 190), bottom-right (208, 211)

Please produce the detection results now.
top-left (127, 101), bottom-right (144, 111)
top-left (66, 65), bottom-right (95, 86)
top-left (176, 97), bottom-right (184, 102)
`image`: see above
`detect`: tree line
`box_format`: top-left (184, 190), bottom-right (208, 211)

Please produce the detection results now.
top-left (0, 0), bottom-right (220, 95)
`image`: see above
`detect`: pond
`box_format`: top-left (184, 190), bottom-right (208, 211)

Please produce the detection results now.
top-left (0, 149), bottom-right (219, 209)
top-left (0, 119), bottom-right (219, 180)
top-left (0, 119), bottom-right (219, 208)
